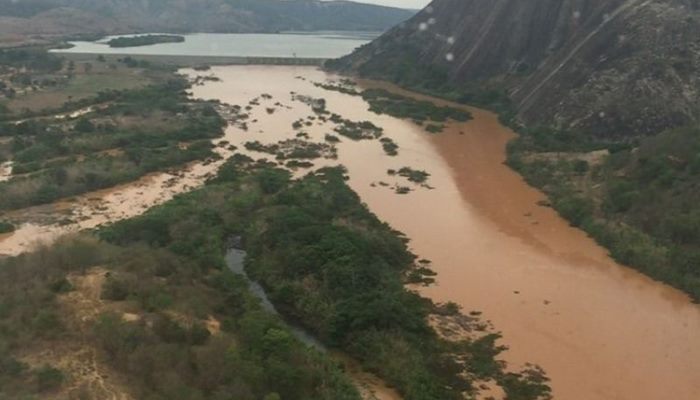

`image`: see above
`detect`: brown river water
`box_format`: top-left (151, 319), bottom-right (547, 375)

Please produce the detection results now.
top-left (186, 66), bottom-right (700, 400)
top-left (1, 65), bottom-right (699, 400)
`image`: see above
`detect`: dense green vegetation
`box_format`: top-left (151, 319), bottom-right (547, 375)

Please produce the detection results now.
top-left (389, 167), bottom-right (430, 184)
top-left (107, 34), bottom-right (186, 48)
top-left (0, 72), bottom-right (225, 211)
top-left (314, 81), bottom-right (360, 96)
top-left (326, 46), bottom-right (513, 126)
top-left (240, 168), bottom-right (471, 399)
top-left (0, 48), bottom-right (63, 74)
top-left (332, 117), bottom-right (384, 141)
top-left (380, 137), bottom-right (399, 156)
top-left (361, 88), bottom-right (471, 126)
top-left (324, 134), bottom-right (340, 143)
top-left (244, 139), bottom-right (336, 161)
top-left (425, 123), bottom-right (445, 134)
top-left (0, 233), bottom-right (360, 399)
top-left (98, 158), bottom-right (551, 400)
top-left (314, 81), bottom-right (473, 131)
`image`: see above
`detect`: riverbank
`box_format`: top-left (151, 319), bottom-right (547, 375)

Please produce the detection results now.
top-left (507, 125), bottom-right (700, 302)
top-left (328, 52), bottom-right (700, 303)
top-left (97, 159), bottom-right (551, 400)
top-left (0, 48), bottom-right (237, 256)
top-left (185, 65), bottom-right (700, 400)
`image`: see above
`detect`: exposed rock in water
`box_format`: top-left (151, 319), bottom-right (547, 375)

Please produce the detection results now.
top-left (330, 0), bottom-right (700, 138)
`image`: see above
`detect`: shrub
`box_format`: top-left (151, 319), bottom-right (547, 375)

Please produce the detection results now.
top-left (425, 123), bottom-right (444, 133)
top-left (32, 311), bottom-right (62, 335)
top-left (554, 195), bottom-right (593, 227)
top-left (189, 322), bottom-right (211, 345)
top-left (257, 169), bottom-right (291, 194)
top-left (0, 221), bottom-right (15, 234)
top-left (604, 180), bottom-right (639, 213)
top-left (101, 275), bottom-right (130, 301)
top-left (35, 365), bottom-right (64, 392)
top-left (0, 354), bottom-right (26, 377)
top-left (48, 277), bottom-right (74, 293)
top-left (573, 160), bottom-right (590, 175)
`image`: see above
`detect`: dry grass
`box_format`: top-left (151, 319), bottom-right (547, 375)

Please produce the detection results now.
top-left (6, 62), bottom-right (154, 113)
top-left (18, 267), bottom-right (136, 400)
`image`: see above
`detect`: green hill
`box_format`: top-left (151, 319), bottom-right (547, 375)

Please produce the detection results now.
top-left (0, 0), bottom-right (415, 39)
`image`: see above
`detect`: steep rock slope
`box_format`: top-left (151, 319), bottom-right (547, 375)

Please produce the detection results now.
top-left (333, 0), bottom-right (700, 138)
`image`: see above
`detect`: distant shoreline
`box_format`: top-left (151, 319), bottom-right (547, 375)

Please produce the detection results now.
top-left (50, 32), bottom-right (374, 60)
top-left (55, 53), bottom-right (328, 67)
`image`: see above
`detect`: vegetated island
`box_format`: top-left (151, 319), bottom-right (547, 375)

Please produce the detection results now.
top-left (317, 82), bottom-right (472, 133)
top-left (107, 34), bottom-right (185, 48)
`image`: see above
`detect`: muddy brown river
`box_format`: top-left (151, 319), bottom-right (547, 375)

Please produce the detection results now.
top-left (187, 66), bottom-right (700, 400)
top-left (1, 65), bottom-right (699, 400)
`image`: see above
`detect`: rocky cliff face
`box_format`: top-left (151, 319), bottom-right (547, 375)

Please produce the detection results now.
top-left (334, 0), bottom-right (700, 138)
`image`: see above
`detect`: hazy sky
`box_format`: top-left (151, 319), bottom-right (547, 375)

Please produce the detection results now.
top-left (355, 0), bottom-right (432, 9)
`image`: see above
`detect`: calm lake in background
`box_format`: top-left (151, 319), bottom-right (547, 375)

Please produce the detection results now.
top-left (51, 32), bottom-right (377, 58)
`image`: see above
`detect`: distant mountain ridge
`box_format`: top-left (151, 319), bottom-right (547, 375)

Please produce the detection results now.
top-left (333, 0), bottom-right (700, 139)
top-left (0, 0), bottom-right (414, 40)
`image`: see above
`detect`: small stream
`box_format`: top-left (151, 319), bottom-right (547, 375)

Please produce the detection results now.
top-left (224, 241), bottom-right (401, 400)
top-left (225, 242), bottom-right (326, 350)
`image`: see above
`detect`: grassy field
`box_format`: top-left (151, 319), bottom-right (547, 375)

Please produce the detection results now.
top-left (4, 60), bottom-right (158, 114)
top-left (0, 50), bottom-right (226, 212)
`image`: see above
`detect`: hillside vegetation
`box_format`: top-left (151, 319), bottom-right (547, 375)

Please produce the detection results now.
top-left (509, 126), bottom-right (700, 300)
top-left (0, 0), bottom-right (415, 42)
